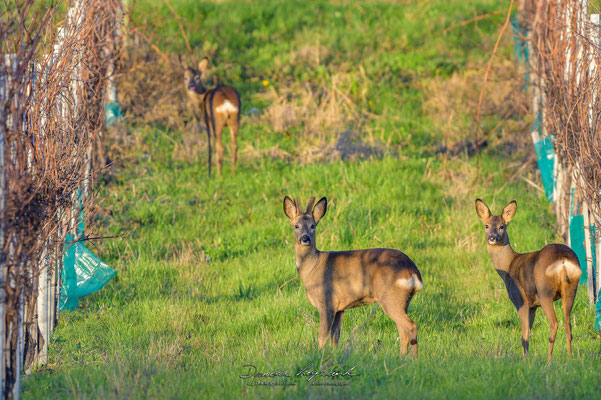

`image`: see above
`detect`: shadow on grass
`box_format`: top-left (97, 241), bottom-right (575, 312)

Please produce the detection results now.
top-left (412, 285), bottom-right (478, 332)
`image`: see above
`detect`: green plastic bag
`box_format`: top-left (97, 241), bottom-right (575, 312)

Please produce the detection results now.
top-left (60, 234), bottom-right (117, 311)
top-left (60, 190), bottom-right (117, 310)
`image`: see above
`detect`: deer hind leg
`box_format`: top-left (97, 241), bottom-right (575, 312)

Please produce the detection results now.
top-left (540, 297), bottom-right (559, 361)
top-left (397, 314), bottom-right (418, 359)
top-left (390, 314), bottom-right (415, 357)
top-left (214, 117), bottom-right (226, 176)
top-left (380, 293), bottom-right (418, 359)
top-left (561, 281), bottom-right (578, 356)
top-left (228, 113), bottom-right (239, 173)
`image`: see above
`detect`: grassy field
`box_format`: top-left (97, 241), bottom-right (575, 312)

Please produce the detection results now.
top-left (22, 0), bottom-right (601, 399)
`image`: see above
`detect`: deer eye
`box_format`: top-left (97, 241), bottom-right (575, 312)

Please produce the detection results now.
top-left (294, 224), bottom-right (299, 229)
top-left (311, 224), bottom-right (315, 229)
top-left (500, 225), bottom-right (505, 230)
top-left (485, 225), bottom-right (489, 229)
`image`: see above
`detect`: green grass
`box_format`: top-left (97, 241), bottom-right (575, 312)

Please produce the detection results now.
top-left (22, 0), bottom-right (601, 399)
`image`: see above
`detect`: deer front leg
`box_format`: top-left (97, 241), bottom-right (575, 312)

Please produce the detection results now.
top-left (200, 115), bottom-right (212, 177)
top-left (318, 309), bottom-right (335, 349)
top-left (331, 311), bottom-right (344, 345)
top-left (517, 306), bottom-right (531, 357)
top-left (528, 307), bottom-right (536, 331)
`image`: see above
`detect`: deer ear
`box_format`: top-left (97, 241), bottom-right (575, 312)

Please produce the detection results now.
top-left (198, 57), bottom-right (210, 73)
top-left (294, 198), bottom-right (302, 215)
top-left (284, 196), bottom-right (299, 221)
top-left (475, 199), bottom-right (491, 222)
top-left (502, 200), bottom-right (517, 224)
top-left (312, 197), bottom-right (327, 224)
top-left (179, 56), bottom-right (189, 70)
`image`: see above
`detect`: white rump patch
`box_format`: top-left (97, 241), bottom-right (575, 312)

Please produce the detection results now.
top-left (546, 259), bottom-right (582, 279)
top-left (215, 100), bottom-right (238, 114)
top-left (396, 275), bottom-right (423, 291)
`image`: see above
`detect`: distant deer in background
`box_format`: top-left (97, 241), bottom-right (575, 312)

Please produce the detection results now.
top-left (475, 199), bottom-right (581, 360)
top-left (182, 57), bottom-right (241, 177)
top-left (283, 196), bottom-right (423, 358)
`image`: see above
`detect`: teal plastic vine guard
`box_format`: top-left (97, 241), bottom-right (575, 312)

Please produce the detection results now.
top-left (105, 101), bottom-right (122, 127)
top-left (60, 193), bottom-right (117, 311)
top-left (510, 15), bottom-right (529, 86)
top-left (595, 290), bottom-right (601, 331)
top-left (569, 214), bottom-right (588, 285)
top-left (569, 188), bottom-right (588, 285)
top-left (591, 224), bottom-right (601, 331)
top-left (532, 107), bottom-right (555, 202)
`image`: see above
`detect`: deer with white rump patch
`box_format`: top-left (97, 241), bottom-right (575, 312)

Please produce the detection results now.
top-left (283, 196), bottom-right (423, 358)
top-left (475, 199), bottom-right (581, 360)
top-left (182, 57), bottom-right (240, 177)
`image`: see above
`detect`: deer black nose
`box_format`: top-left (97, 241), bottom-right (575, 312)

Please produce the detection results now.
top-left (299, 235), bottom-right (311, 246)
top-left (487, 235), bottom-right (500, 244)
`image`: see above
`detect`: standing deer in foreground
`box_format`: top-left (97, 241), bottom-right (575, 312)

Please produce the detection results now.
top-left (475, 199), bottom-right (581, 360)
top-left (283, 196), bottom-right (423, 358)
top-left (182, 57), bottom-right (241, 177)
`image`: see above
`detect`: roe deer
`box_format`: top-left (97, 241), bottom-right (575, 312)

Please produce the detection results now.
top-left (475, 199), bottom-right (581, 360)
top-left (183, 57), bottom-right (241, 177)
top-left (283, 196), bottom-right (423, 358)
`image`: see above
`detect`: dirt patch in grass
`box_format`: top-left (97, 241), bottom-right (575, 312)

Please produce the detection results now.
top-left (423, 57), bottom-right (531, 157)
top-left (299, 130), bottom-right (386, 164)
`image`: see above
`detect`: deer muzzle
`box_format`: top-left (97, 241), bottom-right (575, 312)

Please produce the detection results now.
top-left (299, 235), bottom-right (311, 246)
top-left (487, 236), bottom-right (501, 245)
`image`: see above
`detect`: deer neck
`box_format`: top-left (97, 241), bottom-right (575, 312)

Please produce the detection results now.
top-left (295, 244), bottom-right (321, 281)
top-left (486, 239), bottom-right (517, 273)
top-left (199, 90), bottom-right (210, 106)
top-left (188, 89), bottom-right (210, 109)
